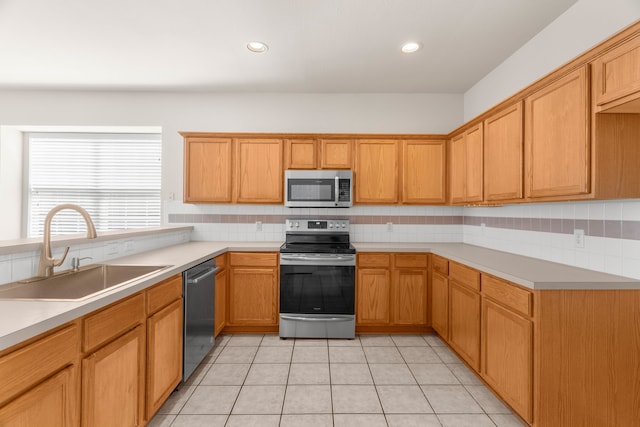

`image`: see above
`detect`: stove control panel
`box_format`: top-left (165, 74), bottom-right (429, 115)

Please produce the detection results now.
top-left (286, 218), bottom-right (350, 232)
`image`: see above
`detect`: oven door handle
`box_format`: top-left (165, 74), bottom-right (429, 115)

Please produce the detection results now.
top-left (280, 315), bottom-right (353, 322)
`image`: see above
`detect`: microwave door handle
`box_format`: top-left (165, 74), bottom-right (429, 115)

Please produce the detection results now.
top-left (335, 175), bottom-right (339, 206)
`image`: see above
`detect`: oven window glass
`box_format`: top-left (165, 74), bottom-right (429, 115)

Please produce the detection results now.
top-left (288, 179), bottom-right (334, 201)
top-left (280, 265), bottom-right (355, 314)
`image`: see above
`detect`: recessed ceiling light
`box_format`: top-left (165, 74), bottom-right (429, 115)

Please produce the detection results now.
top-left (247, 41), bottom-right (269, 53)
top-left (401, 42), bottom-right (422, 54)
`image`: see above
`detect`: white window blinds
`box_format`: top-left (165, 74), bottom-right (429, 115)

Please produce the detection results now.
top-left (28, 132), bottom-right (161, 237)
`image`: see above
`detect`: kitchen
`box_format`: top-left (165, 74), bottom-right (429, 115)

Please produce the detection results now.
top-left (1, 1), bottom-right (640, 426)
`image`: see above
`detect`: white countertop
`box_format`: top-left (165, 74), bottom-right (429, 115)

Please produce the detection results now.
top-left (354, 242), bottom-right (640, 290)
top-left (0, 241), bottom-right (282, 352)
top-left (1, 240), bottom-right (638, 352)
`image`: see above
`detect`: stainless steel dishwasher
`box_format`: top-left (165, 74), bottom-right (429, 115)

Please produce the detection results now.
top-left (182, 259), bottom-right (218, 382)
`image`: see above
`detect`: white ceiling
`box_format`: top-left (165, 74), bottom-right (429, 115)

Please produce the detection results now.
top-left (0, 0), bottom-right (577, 93)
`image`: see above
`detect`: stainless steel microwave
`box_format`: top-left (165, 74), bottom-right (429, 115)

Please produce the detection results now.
top-left (285, 170), bottom-right (353, 208)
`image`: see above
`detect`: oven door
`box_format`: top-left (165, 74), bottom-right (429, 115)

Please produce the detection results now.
top-left (279, 255), bottom-right (355, 315)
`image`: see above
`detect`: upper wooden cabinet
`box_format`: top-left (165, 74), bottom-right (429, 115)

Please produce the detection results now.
top-left (236, 138), bottom-right (283, 203)
top-left (284, 138), bottom-right (354, 170)
top-left (450, 123), bottom-right (483, 204)
top-left (483, 102), bottom-right (523, 202)
top-left (355, 139), bottom-right (399, 204)
top-left (285, 139), bottom-right (317, 169)
top-left (320, 139), bottom-right (353, 169)
top-left (184, 137), bottom-right (233, 203)
top-left (401, 140), bottom-right (447, 204)
top-left (593, 34), bottom-right (640, 113)
top-left (525, 66), bottom-right (590, 199)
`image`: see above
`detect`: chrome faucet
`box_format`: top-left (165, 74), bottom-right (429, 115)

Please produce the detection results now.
top-left (37, 204), bottom-right (98, 277)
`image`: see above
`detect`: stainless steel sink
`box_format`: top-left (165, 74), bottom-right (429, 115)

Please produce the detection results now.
top-left (0, 264), bottom-right (171, 301)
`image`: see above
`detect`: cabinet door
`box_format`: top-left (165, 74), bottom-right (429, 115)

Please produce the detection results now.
top-left (82, 326), bottom-right (145, 427)
top-left (229, 267), bottom-right (278, 325)
top-left (0, 366), bottom-right (77, 427)
top-left (320, 139), bottom-right (352, 169)
top-left (393, 269), bottom-right (428, 325)
top-left (450, 125), bottom-right (483, 204)
top-left (356, 268), bottom-right (391, 325)
top-left (593, 34), bottom-right (640, 112)
top-left (402, 140), bottom-right (446, 204)
top-left (431, 271), bottom-right (449, 339)
top-left (525, 66), bottom-right (590, 199)
top-left (285, 139), bottom-right (317, 169)
top-left (449, 282), bottom-right (481, 370)
top-left (481, 299), bottom-right (533, 423)
top-left (449, 133), bottom-right (466, 203)
top-left (465, 123), bottom-right (484, 203)
top-left (355, 139), bottom-right (399, 204)
top-left (236, 138), bottom-right (283, 203)
top-left (484, 102), bottom-right (523, 202)
top-left (184, 137), bottom-right (233, 203)
top-left (146, 299), bottom-right (183, 420)
top-left (214, 268), bottom-right (227, 336)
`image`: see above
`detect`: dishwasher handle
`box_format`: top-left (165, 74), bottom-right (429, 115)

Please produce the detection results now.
top-left (186, 266), bottom-right (219, 285)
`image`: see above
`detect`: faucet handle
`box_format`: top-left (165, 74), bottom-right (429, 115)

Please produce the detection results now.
top-left (52, 246), bottom-right (70, 267)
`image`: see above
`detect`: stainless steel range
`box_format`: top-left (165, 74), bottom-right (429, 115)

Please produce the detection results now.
top-left (279, 218), bottom-right (356, 339)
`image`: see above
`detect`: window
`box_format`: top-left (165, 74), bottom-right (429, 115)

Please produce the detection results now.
top-left (27, 132), bottom-right (161, 237)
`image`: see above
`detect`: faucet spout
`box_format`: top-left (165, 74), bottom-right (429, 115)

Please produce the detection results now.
top-left (37, 204), bottom-right (98, 277)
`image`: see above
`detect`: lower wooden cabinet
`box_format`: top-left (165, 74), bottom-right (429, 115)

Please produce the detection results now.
top-left (481, 298), bottom-right (533, 423)
top-left (356, 253), bottom-right (428, 331)
top-left (228, 252), bottom-right (279, 328)
top-left (0, 324), bottom-right (79, 427)
top-left (214, 254), bottom-right (228, 336)
top-left (357, 267), bottom-right (391, 325)
top-left (146, 299), bottom-right (183, 419)
top-left (0, 366), bottom-right (77, 427)
top-left (431, 270), bottom-right (449, 338)
top-left (393, 260), bottom-right (428, 325)
top-left (82, 325), bottom-right (145, 427)
top-left (449, 282), bottom-right (481, 371)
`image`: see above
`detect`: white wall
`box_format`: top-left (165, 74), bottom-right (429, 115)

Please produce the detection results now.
top-left (464, 0), bottom-right (640, 120)
top-left (461, 0), bottom-right (640, 280)
top-left (0, 127), bottom-right (23, 239)
top-left (0, 91), bottom-right (462, 206)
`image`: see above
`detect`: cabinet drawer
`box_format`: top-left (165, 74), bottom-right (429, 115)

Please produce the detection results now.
top-left (394, 253), bottom-right (428, 268)
top-left (482, 274), bottom-right (532, 317)
top-left (83, 294), bottom-right (145, 352)
top-left (450, 262), bottom-right (480, 292)
top-left (146, 275), bottom-right (182, 315)
top-left (215, 253), bottom-right (228, 269)
top-left (357, 253), bottom-right (391, 268)
top-left (432, 255), bottom-right (449, 275)
top-left (0, 324), bottom-right (78, 405)
top-left (229, 252), bottom-right (278, 267)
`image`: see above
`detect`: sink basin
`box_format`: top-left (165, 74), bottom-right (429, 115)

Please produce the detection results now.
top-left (0, 264), bottom-right (172, 301)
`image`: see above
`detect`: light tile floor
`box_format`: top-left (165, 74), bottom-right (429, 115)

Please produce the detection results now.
top-left (149, 334), bottom-right (527, 427)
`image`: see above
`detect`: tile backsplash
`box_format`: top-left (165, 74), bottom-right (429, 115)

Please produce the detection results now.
top-left (168, 199), bottom-right (640, 280)
top-left (0, 228), bottom-right (191, 286)
top-left (3, 199), bottom-right (639, 285)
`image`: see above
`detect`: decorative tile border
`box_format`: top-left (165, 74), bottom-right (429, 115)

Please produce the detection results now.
top-left (464, 216), bottom-right (640, 240)
top-left (167, 214), bottom-right (464, 225)
top-left (167, 213), bottom-right (640, 240)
